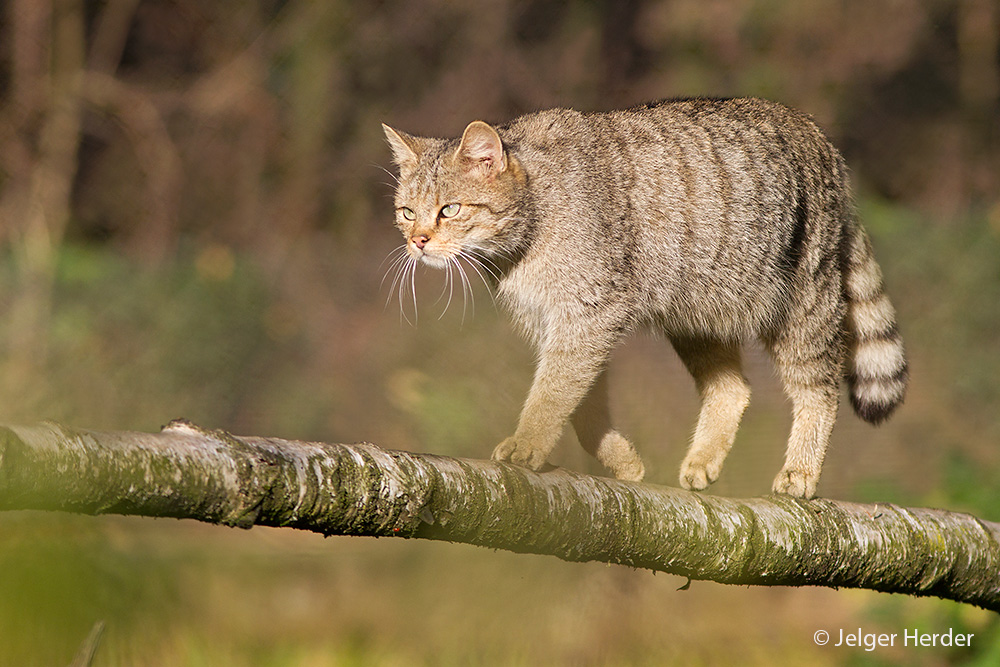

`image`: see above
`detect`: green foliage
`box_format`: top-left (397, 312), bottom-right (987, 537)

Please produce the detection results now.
top-left (941, 452), bottom-right (1000, 519)
top-left (0, 244), bottom-right (277, 431)
top-left (856, 595), bottom-right (1000, 667)
top-left (861, 200), bottom-right (1000, 494)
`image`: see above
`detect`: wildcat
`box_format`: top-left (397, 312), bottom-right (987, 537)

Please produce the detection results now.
top-left (382, 97), bottom-right (907, 498)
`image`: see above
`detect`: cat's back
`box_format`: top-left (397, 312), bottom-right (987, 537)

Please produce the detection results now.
top-left (619, 96), bottom-right (818, 130)
top-left (617, 97), bottom-right (835, 166)
top-left (502, 97), bottom-right (826, 152)
top-left (500, 97), bottom-right (838, 211)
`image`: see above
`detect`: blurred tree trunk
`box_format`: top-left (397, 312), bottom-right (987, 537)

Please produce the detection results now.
top-left (3, 0), bottom-right (84, 270)
top-left (1, 420), bottom-right (998, 611)
top-left (957, 0), bottom-right (1000, 210)
top-left (0, 0), bottom-right (85, 375)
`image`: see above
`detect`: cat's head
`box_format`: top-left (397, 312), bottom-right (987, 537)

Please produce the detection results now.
top-left (382, 121), bottom-right (530, 269)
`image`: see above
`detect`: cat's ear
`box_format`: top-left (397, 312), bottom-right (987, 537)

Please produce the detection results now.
top-left (382, 124), bottom-right (421, 170)
top-left (456, 121), bottom-right (506, 178)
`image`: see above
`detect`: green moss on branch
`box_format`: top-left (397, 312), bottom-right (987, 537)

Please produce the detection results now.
top-left (1, 421), bottom-right (998, 610)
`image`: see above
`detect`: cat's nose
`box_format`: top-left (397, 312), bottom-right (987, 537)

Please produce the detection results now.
top-left (410, 234), bottom-right (430, 249)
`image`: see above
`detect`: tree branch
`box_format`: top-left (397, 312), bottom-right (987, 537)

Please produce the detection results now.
top-left (1, 420), bottom-right (998, 610)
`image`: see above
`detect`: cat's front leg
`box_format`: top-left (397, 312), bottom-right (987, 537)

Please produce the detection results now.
top-left (491, 380), bottom-right (575, 473)
top-left (569, 368), bottom-right (645, 481)
top-left (492, 336), bottom-right (613, 474)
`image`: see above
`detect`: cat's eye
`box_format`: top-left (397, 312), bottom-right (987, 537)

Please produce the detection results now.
top-left (400, 207), bottom-right (416, 221)
top-left (440, 203), bottom-right (461, 218)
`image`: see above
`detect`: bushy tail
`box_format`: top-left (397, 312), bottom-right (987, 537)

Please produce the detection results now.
top-left (843, 221), bottom-right (908, 424)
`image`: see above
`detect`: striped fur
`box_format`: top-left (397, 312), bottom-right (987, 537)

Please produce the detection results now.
top-left (384, 97), bottom-right (907, 498)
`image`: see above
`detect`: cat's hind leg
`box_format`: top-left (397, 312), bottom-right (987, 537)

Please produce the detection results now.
top-left (770, 381), bottom-right (838, 498)
top-left (671, 337), bottom-right (751, 492)
top-left (766, 326), bottom-right (842, 499)
top-left (570, 368), bottom-right (645, 481)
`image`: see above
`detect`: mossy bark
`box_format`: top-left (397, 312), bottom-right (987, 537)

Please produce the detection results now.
top-left (1, 420), bottom-right (998, 610)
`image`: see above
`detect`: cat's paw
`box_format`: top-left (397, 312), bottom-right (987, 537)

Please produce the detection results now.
top-left (679, 455), bottom-right (722, 492)
top-left (594, 431), bottom-right (645, 482)
top-left (771, 467), bottom-right (818, 499)
top-left (491, 437), bottom-right (549, 471)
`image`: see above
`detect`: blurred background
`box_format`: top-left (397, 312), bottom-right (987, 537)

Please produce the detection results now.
top-left (1, 0), bottom-right (999, 664)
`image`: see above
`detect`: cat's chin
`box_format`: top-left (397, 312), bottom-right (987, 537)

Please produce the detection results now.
top-left (415, 253), bottom-right (452, 269)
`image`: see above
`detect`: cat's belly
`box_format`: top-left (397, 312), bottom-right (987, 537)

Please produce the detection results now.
top-left (642, 263), bottom-right (792, 341)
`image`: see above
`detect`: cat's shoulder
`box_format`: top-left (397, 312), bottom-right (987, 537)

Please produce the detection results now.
top-left (503, 107), bottom-right (584, 136)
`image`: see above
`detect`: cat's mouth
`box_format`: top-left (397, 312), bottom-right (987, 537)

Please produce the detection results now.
top-left (384, 235), bottom-right (501, 325)
top-left (408, 238), bottom-right (455, 269)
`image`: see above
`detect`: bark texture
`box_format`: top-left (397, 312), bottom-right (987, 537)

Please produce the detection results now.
top-left (1, 420), bottom-right (998, 610)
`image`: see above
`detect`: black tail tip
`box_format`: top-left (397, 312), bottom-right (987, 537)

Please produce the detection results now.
top-left (848, 365), bottom-right (908, 425)
top-left (851, 395), bottom-right (901, 425)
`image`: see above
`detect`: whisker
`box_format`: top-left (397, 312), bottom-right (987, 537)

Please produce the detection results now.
top-left (383, 262), bottom-right (404, 312)
top-left (437, 260), bottom-right (456, 320)
top-left (465, 248), bottom-right (504, 283)
top-left (456, 251), bottom-right (501, 315)
top-left (379, 243), bottom-right (407, 268)
top-left (380, 245), bottom-right (409, 287)
top-left (464, 250), bottom-right (500, 308)
top-left (371, 163), bottom-right (401, 187)
top-left (444, 256), bottom-right (468, 324)
top-left (452, 259), bottom-right (461, 321)
top-left (455, 255), bottom-right (474, 323)
top-left (381, 248), bottom-right (411, 313)
top-left (461, 257), bottom-right (499, 310)
top-left (390, 255), bottom-right (418, 327)
top-left (394, 259), bottom-right (408, 324)
top-left (380, 222), bottom-right (527, 326)
top-left (409, 258), bottom-right (418, 326)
